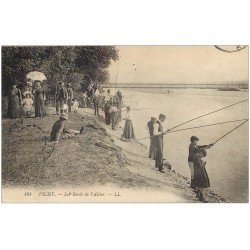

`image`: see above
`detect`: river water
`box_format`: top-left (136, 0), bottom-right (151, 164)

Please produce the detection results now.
top-left (119, 88), bottom-right (249, 202)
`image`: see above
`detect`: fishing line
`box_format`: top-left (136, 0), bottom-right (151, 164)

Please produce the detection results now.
top-left (168, 99), bottom-right (248, 131)
top-left (213, 120), bottom-right (248, 145)
top-left (138, 118), bottom-right (248, 140)
top-left (165, 118), bottom-right (248, 135)
top-left (121, 107), bottom-right (161, 112)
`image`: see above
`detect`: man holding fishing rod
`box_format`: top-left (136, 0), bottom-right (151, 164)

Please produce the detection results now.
top-left (152, 113), bottom-right (169, 173)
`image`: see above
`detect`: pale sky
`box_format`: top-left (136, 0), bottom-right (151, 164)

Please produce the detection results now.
top-left (108, 46), bottom-right (248, 84)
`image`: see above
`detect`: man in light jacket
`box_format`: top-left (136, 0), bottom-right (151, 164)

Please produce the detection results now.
top-left (153, 114), bottom-right (167, 173)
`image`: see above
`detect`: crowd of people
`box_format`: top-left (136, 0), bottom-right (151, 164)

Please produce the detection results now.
top-left (7, 79), bottom-right (134, 139)
top-left (77, 85), bottom-right (133, 137)
top-left (7, 79), bottom-right (211, 202)
top-left (7, 80), bottom-right (47, 119)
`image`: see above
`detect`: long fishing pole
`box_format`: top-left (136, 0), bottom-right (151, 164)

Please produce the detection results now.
top-left (121, 107), bottom-right (161, 112)
top-left (212, 120), bottom-right (248, 145)
top-left (168, 99), bottom-right (248, 131)
top-left (138, 118), bottom-right (248, 140)
top-left (165, 118), bottom-right (248, 134)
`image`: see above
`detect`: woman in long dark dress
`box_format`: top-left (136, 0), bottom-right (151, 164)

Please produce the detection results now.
top-left (8, 83), bottom-right (23, 119)
top-left (34, 82), bottom-right (45, 117)
top-left (193, 148), bottom-right (210, 202)
top-left (122, 106), bottom-right (135, 139)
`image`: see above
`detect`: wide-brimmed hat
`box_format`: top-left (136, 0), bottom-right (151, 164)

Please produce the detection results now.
top-left (66, 83), bottom-right (72, 87)
top-left (159, 113), bottom-right (166, 119)
top-left (60, 113), bottom-right (68, 120)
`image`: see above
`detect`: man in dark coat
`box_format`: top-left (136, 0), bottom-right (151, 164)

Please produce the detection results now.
top-left (109, 101), bottom-right (118, 130)
top-left (50, 113), bottom-right (68, 142)
top-left (147, 116), bottom-right (157, 159)
top-left (104, 101), bottom-right (111, 125)
top-left (153, 114), bottom-right (167, 173)
top-left (56, 82), bottom-right (68, 114)
top-left (86, 85), bottom-right (94, 108)
top-left (66, 83), bottom-right (74, 112)
top-left (117, 90), bottom-right (123, 107)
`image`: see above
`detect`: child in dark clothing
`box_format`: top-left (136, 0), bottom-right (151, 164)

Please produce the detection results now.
top-left (193, 148), bottom-right (210, 202)
top-left (188, 136), bottom-right (213, 189)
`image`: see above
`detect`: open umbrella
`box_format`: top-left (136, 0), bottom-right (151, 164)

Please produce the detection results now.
top-left (26, 71), bottom-right (47, 82)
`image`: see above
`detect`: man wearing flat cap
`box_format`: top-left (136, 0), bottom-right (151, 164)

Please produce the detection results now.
top-left (152, 113), bottom-right (168, 173)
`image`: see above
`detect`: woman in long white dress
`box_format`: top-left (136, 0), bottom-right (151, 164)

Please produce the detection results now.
top-left (122, 106), bottom-right (135, 139)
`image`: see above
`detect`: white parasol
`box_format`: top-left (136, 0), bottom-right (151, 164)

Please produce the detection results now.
top-left (26, 71), bottom-right (47, 82)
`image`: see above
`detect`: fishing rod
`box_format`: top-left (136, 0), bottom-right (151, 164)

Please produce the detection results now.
top-left (165, 118), bottom-right (249, 134)
top-left (121, 107), bottom-right (161, 112)
top-left (168, 99), bottom-right (248, 131)
top-left (212, 120), bottom-right (248, 145)
top-left (138, 118), bottom-right (248, 140)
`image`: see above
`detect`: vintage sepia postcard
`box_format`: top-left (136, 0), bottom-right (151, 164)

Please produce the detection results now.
top-left (1, 45), bottom-right (249, 203)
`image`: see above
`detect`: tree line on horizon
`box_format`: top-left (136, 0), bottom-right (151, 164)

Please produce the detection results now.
top-left (1, 46), bottom-right (119, 96)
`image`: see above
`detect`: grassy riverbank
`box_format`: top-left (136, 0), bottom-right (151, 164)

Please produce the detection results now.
top-left (2, 107), bottom-right (227, 202)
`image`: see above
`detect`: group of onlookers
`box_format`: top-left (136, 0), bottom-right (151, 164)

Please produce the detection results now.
top-left (55, 81), bottom-right (77, 114)
top-left (7, 80), bottom-right (126, 133)
top-left (7, 80), bottom-right (79, 119)
top-left (77, 86), bottom-right (135, 139)
top-left (103, 90), bottom-right (124, 130)
top-left (7, 80), bottom-right (46, 119)
top-left (77, 85), bottom-right (125, 132)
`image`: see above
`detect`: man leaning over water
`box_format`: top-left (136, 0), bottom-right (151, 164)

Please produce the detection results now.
top-left (153, 114), bottom-right (167, 173)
